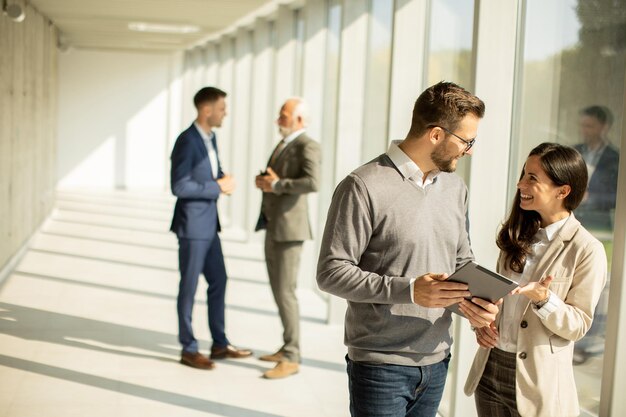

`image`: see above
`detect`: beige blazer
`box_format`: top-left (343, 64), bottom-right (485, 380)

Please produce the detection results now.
top-left (465, 214), bottom-right (607, 417)
top-left (256, 133), bottom-right (321, 242)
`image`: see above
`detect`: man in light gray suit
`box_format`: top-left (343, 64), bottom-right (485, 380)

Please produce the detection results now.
top-left (254, 97), bottom-right (321, 379)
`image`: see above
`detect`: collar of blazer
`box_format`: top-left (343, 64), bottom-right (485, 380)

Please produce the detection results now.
top-left (495, 214), bottom-right (581, 321)
top-left (271, 132), bottom-right (307, 166)
top-left (530, 213), bottom-right (580, 285)
top-left (188, 123), bottom-right (210, 156)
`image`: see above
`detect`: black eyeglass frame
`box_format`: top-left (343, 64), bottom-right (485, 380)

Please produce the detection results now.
top-left (429, 125), bottom-right (476, 152)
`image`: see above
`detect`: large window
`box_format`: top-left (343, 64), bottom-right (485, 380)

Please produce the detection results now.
top-left (361, 0), bottom-right (395, 161)
top-left (511, 1), bottom-right (625, 414)
top-left (425, 0), bottom-right (476, 185)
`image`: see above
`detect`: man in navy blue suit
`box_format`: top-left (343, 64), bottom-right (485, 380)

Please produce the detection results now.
top-left (170, 87), bottom-right (252, 369)
top-left (574, 105), bottom-right (620, 231)
top-left (573, 105), bottom-right (619, 365)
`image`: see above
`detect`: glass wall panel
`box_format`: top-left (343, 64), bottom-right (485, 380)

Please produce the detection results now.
top-left (361, 0), bottom-right (394, 161)
top-left (511, 1), bottom-right (625, 414)
top-left (425, 0), bottom-right (476, 186)
top-left (426, 0), bottom-right (475, 89)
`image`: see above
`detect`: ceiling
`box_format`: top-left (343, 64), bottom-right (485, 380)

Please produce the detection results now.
top-left (27, 0), bottom-right (276, 52)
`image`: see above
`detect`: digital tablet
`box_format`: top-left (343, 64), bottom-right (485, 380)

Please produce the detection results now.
top-left (445, 261), bottom-right (519, 316)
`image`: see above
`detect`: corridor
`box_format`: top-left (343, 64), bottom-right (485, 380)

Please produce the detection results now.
top-left (0, 189), bottom-right (348, 417)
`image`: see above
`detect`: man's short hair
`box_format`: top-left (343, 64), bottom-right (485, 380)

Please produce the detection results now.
top-left (580, 105), bottom-right (613, 127)
top-left (408, 81), bottom-right (485, 138)
top-left (194, 87), bottom-right (227, 109)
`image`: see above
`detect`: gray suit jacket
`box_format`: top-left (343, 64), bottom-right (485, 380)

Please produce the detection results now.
top-left (256, 133), bottom-right (321, 242)
top-left (464, 214), bottom-right (607, 416)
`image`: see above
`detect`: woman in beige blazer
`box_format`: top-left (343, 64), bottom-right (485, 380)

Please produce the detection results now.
top-left (464, 142), bottom-right (607, 417)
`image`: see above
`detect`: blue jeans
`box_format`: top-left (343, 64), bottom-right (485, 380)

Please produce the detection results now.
top-left (346, 354), bottom-right (450, 417)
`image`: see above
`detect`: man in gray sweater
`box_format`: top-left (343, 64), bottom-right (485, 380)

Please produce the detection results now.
top-left (317, 82), bottom-right (499, 417)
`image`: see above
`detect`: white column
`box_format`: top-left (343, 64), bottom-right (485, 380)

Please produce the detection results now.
top-left (334, 0), bottom-right (368, 183)
top-left (299, 0), bottom-right (327, 290)
top-left (361, 0), bottom-right (394, 161)
top-left (387, 0), bottom-right (429, 140)
top-left (452, 2), bottom-right (521, 417)
top-left (301, 0), bottom-right (326, 143)
top-left (326, 0), bottom-right (369, 324)
top-left (468, 1), bottom-right (519, 272)
top-left (216, 36), bottom-right (235, 228)
top-left (224, 28), bottom-right (254, 242)
top-left (204, 42), bottom-right (219, 86)
top-left (180, 50), bottom-right (197, 129)
top-left (273, 5), bottom-right (296, 109)
top-left (601, 69), bottom-right (626, 417)
top-left (248, 18), bottom-right (275, 249)
top-left (165, 50), bottom-right (184, 191)
top-left (191, 46), bottom-right (206, 91)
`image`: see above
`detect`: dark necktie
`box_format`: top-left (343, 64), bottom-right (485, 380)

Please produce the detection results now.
top-left (268, 140), bottom-right (286, 166)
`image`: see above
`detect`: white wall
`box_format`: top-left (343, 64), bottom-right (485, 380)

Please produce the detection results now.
top-left (0, 4), bottom-right (58, 276)
top-left (57, 49), bottom-right (180, 190)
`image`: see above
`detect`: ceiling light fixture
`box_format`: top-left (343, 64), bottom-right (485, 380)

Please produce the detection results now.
top-left (128, 22), bottom-right (200, 34)
top-left (2, 0), bottom-right (25, 22)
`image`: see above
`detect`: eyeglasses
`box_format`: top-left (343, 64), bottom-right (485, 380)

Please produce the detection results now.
top-left (431, 125), bottom-right (476, 152)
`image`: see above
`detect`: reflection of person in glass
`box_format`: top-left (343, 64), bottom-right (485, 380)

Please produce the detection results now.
top-left (574, 105), bottom-right (620, 231)
top-left (572, 106), bottom-right (618, 366)
top-left (464, 143), bottom-right (607, 417)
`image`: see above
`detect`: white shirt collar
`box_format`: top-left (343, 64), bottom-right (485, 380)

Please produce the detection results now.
top-left (386, 140), bottom-right (440, 183)
top-left (282, 128), bottom-right (306, 144)
top-left (538, 215), bottom-right (570, 242)
top-left (193, 122), bottom-right (213, 141)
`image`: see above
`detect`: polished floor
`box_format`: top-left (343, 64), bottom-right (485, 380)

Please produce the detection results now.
top-left (0, 189), bottom-right (348, 417)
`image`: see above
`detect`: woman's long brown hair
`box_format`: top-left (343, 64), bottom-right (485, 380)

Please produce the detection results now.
top-left (497, 143), bottom-right (588, 273)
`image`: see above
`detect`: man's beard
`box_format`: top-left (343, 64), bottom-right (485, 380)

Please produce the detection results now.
top-left (279, 121), bottom-right (299, 138)
top-left (278, 126), bottom-right (292, 137)
top-left (430, 139), bottom-right (458, 173)
top-left (208, 116), bottom-right (221, 128)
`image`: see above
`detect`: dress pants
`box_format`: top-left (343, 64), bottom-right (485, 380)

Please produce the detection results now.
top-left (264, 233), bottom-right (303, 363)
top-left (177, 236), bottom-right (229, 353)
top-left (475, 348), bottom-right (520, 417)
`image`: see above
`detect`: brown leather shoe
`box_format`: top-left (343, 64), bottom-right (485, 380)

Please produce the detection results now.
top-left (263, 361), bottom-right (299, 379)
top-left (210, 344), bottom-right (253, 360)
top-left (180, 351), bottom-right (215, 370)
top-left (259, 350), bottom-right (285, 362)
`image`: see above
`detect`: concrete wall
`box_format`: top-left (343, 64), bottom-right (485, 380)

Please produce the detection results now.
top-left (57, 49), bottom-right (178, 190)
top-left (0, 5), bottom-right (58, 273)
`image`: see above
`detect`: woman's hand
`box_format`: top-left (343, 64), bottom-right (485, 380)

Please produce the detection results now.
top-left (459, 297), bottom-right (501, 329)
top-left (475, 323), bottom-right (499, 348)
top-left (510, 275), bottom-right (553, 303)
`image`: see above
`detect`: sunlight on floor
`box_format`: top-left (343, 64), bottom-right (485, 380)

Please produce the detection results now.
top-left (0, 189), bottom-right (348, 417)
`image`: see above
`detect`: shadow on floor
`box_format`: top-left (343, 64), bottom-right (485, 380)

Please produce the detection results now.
top-left (15, 271), bottom-right (327, 324)
top-left (0, 354), bottom-right (283, 417)
top-left (0, 302), bottom-right (181, 361)
top-left (0, 299), bottom-right (345, 373)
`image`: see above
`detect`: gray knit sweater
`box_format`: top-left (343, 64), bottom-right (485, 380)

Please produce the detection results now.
top-left (317, 153), bottom-right (473, 366)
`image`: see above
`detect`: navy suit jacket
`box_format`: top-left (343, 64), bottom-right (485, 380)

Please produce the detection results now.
top-left (170, 123), bottom-right (224, 240)
top-left (574, 143), bottom-right (619, 210)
